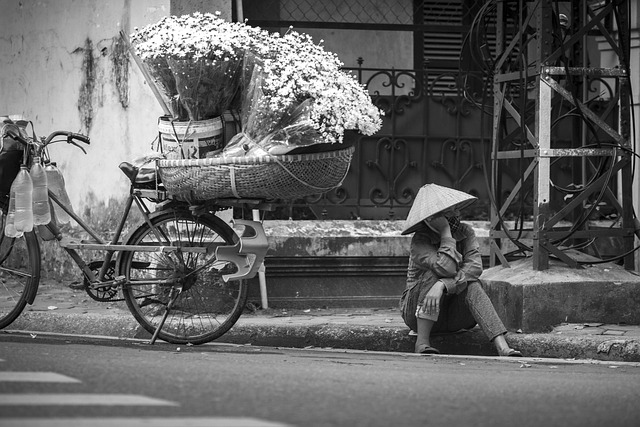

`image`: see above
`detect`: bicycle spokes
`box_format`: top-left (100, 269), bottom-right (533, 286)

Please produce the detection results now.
top-left (120, 210), bottom-right (249, 345)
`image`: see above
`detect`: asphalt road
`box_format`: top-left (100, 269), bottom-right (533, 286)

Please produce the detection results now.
top-left (0, 332), bottom-right (639, 427)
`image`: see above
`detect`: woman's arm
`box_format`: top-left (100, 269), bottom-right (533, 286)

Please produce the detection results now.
top-left (410, 232), bottom-right (461, 279)
top-left (438, 225), bottom-right (482, 294)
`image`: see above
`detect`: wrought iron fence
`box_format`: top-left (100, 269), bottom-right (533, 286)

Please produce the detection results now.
top-left (240, 0), bottom-right (615, 221)
top-left (240, 62), bottom-right (492, 221)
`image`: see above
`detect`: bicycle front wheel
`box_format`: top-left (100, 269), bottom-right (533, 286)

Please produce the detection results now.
top-left (0, 226), bottom-right (41, 329)
top-left (119, 209), bottom-right (248, 345)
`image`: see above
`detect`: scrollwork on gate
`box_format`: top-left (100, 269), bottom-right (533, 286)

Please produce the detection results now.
top-left (279, 64), bottom-right (489, 220)
top-left (432, 138), bottom-right (482, 188)
top-left (367, 136), bottom-right (417, 206)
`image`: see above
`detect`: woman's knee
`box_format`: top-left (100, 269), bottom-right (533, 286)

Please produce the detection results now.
top-left (463, 280), bottom-right (493, 307)
top-left (465, 281), bottom-right (488, 298)
top-left (466, 280), bottom-right (483, 292)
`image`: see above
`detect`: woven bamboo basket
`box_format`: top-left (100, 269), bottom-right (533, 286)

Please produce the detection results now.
top-left (157, 146), bottom-right (354, 201)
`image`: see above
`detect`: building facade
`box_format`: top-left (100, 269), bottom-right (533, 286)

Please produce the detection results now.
top-left (1, 0), bottom-right (639, 279)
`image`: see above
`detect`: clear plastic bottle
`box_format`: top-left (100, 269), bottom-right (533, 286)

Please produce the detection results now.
top-left (12, 165), bottom-right (33, 233)
top-left (4, 187), bottom-right (22, 238)
top-left (44, 162), bottom-right (73, 224)
top-left (31, 156), bottom-right (51, 226)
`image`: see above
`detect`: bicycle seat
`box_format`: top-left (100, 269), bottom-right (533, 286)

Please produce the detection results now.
top-left (119, 162), bottom-right (158, 185)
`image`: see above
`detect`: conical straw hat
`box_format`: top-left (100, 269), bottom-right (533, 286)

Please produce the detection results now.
top-left (401, 183), bottom-right (477, 235)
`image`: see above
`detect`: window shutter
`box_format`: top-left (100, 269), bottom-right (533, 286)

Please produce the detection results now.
top-left (423, 0), bottom-right (464, 67)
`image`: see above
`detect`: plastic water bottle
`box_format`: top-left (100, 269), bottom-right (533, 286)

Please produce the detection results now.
top-left (12, 165), bottom-right (33, 233)
top-left (45, 162), bottom-right (73, 224)
top-left (4, 188), bottom-right (22, 238)
top-left (31, 157), bottom-right (51, 226)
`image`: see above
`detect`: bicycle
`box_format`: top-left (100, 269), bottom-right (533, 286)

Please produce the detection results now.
top-left (0, 122), bottom-right (270, 345)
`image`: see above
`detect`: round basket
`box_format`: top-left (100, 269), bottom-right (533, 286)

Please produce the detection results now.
top-left (157, 146), bottom-right (354, 201)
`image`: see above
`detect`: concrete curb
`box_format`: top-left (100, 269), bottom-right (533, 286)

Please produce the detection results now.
top-left (5, 311), bottom-right (640, 362)
top-left (506, 333), bottom-right (640, 363)
top-left (10, 312), bottom-right (144, 339)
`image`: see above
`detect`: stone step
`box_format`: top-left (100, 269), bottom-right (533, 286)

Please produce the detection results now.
top-left (245, 220), bottom-right (635, 325)
top-left (246, 256), bottom-right (407, 309)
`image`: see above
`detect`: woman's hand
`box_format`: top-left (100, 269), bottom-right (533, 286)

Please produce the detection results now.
top-left (420, 281), bottom-right (446, 316)
top-left (425, 216), bottom-right (452, 238)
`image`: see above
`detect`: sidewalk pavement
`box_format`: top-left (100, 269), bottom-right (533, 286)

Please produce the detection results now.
top-left (4, 278), bottom-right (640, 363)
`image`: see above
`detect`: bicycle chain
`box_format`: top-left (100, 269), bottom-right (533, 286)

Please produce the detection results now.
top-left (83, 260), bottom-right (123, 302)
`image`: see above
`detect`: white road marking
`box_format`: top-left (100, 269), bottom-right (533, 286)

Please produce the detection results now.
top-left (0, 394), bottom-right (178, 406)
top-left (0, 417), bottom-right (292, 427)
top-left (0, 372), bottom-right (81, 383)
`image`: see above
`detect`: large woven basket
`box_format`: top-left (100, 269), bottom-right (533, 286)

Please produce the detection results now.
top-left (157, 146), bottom-right (354, 201)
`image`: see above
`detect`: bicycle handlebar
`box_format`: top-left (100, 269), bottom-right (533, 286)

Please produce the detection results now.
top-left (44, 130), bottom-right (91, 146)
top-left (3, 127), bottom-right (90, 149)
top-left (45, 131), bottom-right (91, 154)
top-left (70, 132), bottom-right (90, 144)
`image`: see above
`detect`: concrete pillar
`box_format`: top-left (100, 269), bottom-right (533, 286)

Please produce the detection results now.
top-left (170, 0), bottom-right (233, 20)
top-left (629, 4), bottom-right (640, 270)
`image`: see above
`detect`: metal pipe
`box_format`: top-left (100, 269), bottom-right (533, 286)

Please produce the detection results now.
top-left (253, 209), bottom-right (268, 309)
top-left (235, 0), bottom-right (244, 22)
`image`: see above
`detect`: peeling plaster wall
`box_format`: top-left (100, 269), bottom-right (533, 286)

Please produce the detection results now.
top-left (0, 0), bottom-right (171, 213)
top-left (0, 0), bottom-right (233, 278)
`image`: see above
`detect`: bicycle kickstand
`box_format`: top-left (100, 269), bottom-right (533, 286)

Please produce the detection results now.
top-left (149, 286), bottom-right (182, 345)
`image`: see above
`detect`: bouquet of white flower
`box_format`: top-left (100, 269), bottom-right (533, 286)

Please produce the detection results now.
top-left (221, 30), bottom-right (383, 157)
top-left (131, 12), bottom-right (267, 121)
top-left (131, 13), bottom-right (383, 158)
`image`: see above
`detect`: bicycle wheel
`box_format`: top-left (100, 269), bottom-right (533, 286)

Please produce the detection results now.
top-left (119, 209), bottom-right (248, 344)
top-left (0, 223), bottom-right (41, 329)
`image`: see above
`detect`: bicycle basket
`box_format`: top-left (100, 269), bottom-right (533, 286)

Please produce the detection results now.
top-left (156, 145), bottom-right (354, 201)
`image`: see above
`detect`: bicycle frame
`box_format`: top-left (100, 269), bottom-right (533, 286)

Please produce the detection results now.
top-left (44, 181), bottom-right (268, 290)
top-left (46, 191), bottom-right (198, 288)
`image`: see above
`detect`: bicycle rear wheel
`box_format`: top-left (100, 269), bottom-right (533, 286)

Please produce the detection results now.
top-left (119, 209), bottom-right (247, 345)
top-left (0, 224), bottom-right (41, 329)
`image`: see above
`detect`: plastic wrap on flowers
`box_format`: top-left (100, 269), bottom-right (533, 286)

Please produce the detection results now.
top-left (130, 12), bottom-right (266, 122)
top-left (143, 57), bottom-right (187, 119)
top-left (216, 54), bottom-right (326, 158)
top-left (167, 57), bottom-right (242, 121)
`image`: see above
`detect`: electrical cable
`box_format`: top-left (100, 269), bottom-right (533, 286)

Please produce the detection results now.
top-left (548, 0), bottom-right (639, 260)
top-left (465, 0), bottom-right (638, 265)
top-left (472, 0), bottom-right (534, 259)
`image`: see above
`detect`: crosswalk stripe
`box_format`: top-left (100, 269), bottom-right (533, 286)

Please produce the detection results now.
top-left (0, 394), bottom-right (178, 406)
top-left (0, 417), bottom-right (292, 427)
top-left (0, 372), bottom-right (81, 383)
